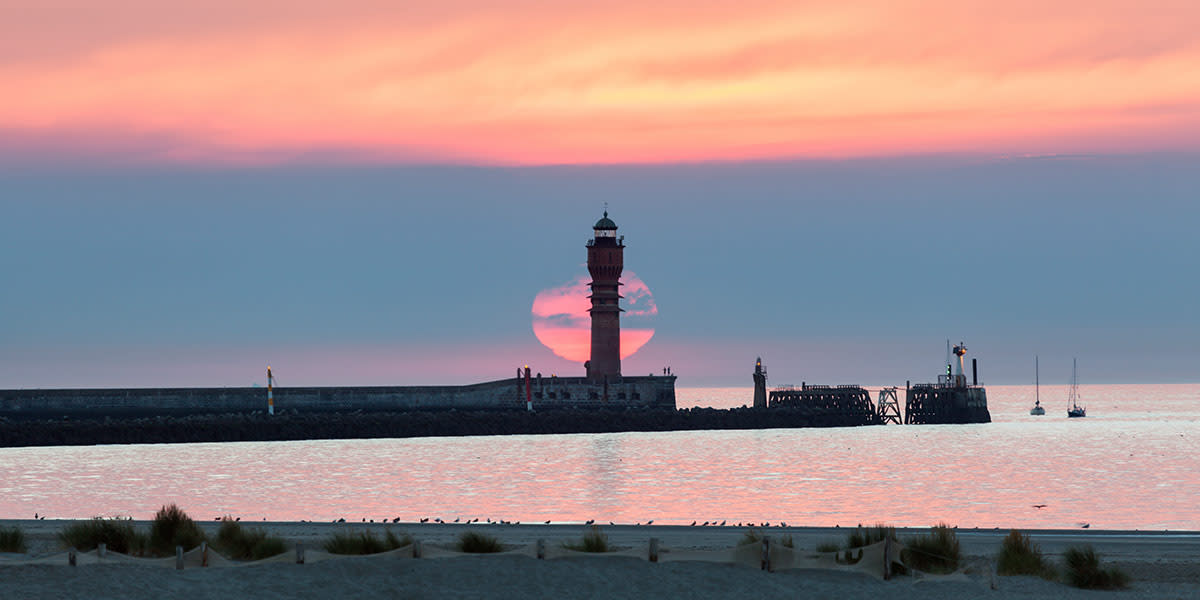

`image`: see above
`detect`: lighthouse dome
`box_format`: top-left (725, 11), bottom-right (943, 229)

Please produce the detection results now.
top-left (594, 211), bottom-right (617, 230)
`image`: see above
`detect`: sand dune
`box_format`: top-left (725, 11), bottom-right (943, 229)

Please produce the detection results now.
top-left (2, 520), bottom-right (1197, 599)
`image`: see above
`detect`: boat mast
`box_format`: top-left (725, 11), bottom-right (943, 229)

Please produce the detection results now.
top-left (1075, 357), bottom-right (1084, 410)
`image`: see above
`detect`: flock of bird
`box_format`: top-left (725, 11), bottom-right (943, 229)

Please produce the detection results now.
top-left (312, 517), bottom-right (799, 528)
top-left (32, 508), bottom-right (1094, 532)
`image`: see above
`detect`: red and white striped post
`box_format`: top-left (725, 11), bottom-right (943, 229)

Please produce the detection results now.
top-left (524, 366), bottom-right (532, 411)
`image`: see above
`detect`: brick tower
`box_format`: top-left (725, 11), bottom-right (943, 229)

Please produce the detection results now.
top-left (586, 211), bottom-right (623, 381)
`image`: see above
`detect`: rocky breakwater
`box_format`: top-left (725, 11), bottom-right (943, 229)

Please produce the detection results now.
top-left (0, 406), bottom-right (884, 448)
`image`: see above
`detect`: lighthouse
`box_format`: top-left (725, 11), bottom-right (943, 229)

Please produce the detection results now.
top-left (586, 211), bottom-right (623, 381)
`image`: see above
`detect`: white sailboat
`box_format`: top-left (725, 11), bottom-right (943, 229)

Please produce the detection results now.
top-left (1067, 358), bottom-right (1086, 418)
top-left (1030, 356), bottom-right (1045, 415)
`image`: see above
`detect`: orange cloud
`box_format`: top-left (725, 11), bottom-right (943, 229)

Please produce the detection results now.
top-left (1, 1), bottom-right (1198, 164)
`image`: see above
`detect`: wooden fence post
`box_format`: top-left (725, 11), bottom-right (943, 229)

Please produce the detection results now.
top-left (200, 541), bottom-right (208, 567)
top-left (883, 537), bottom-right (891, 580)
top-left (412, 540), bottom-right (422, 559)
top-left (296, 542), bottom-right (305, 564)
top-left (98, 543), bottom-right (107, 559)
top-left (761, 537), bottom-right (770, 571)
top-left (176, 546), bottom-right (184, 570)
top-left (649, 538), bottom-right (659, 563)
top-left (68, 548), bottom-right (76, 566)
top-left (537, 539), bottom-right (546, 559)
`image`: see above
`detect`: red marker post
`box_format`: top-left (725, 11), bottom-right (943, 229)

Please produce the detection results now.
top-left (267, 366), bottom-right (274, 416)
top-left (524, 366), bottom-right (532, 411)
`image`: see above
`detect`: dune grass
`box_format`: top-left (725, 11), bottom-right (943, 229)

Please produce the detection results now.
top-left (146, 504), bottom-right (207, 556)
top-left (59, 517), bottom-right (147, 555)
top-left (0, 525), bottom-right (27, 553)
top-left (323, 529), bottom-right (412, 555)
top-left (738, 529), bottom-right (764, 546)
top-left (815, 540), bottom-right (841, 553)
top-left (780, 534), bottom-right (794, 548)
top-left (1063, 545), bottom-right (1129, 589)
top-left (214, 517), bottom-right (287, 560)
top-left (563, 526), bottom-right (611, 553)
top-left (457, 531), bottom-right (504, 553)
top-left (997, 530), bottom-right (1053, 578)
top-left (903, 523), bottom-right (960, 574)
top-left (846, 523), bottom-right (897, 548)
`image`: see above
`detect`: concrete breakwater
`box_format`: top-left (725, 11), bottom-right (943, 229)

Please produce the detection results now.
top-left (0, 375), bottom-right (677, 418)
top-left (0, 406), bottom-right (883, 448)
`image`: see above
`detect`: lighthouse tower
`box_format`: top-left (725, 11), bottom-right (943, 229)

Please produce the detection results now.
top-left (586, 211), bottom-right (623, 381)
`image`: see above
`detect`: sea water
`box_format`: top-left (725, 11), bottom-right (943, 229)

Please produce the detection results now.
top-left (1, 384), bottom-right (1196, 530)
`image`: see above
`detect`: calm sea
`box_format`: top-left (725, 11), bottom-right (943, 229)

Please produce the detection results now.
top-left (1, 384), bottom-right (1196, 530)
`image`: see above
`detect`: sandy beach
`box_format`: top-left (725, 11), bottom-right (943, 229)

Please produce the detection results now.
top-left (2, 520), bottom-right (1197, 599)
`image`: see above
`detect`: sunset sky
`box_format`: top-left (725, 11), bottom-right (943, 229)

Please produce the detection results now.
top-left (1, 1), bottom-right (1197, 387)
top-left (4, 1), bottom-right (1199, 164)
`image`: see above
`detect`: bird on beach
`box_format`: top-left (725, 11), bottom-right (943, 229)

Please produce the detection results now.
top-left (720, 520), bottom-right (726, 526)
top-left (454, 518), bottom-right (460, 523)
top-left (586, 519), bottom-right (594, 525)
top-left (691, 521), bottom-right (697, 526)
top-left (1081, 523), bottom-right (1091, 529)
top-left (646, 520), bottom-right (653, 525)
top-left (544, 520), bottom-right (550, 524)
top-left (1032, 504), bottom-right (1047, 509)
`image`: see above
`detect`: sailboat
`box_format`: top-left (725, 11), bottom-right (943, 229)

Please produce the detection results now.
top-left (1067, 358), bottom-right (1086, 418)
top-left (1030, 356), bottom-right (1045, 415)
